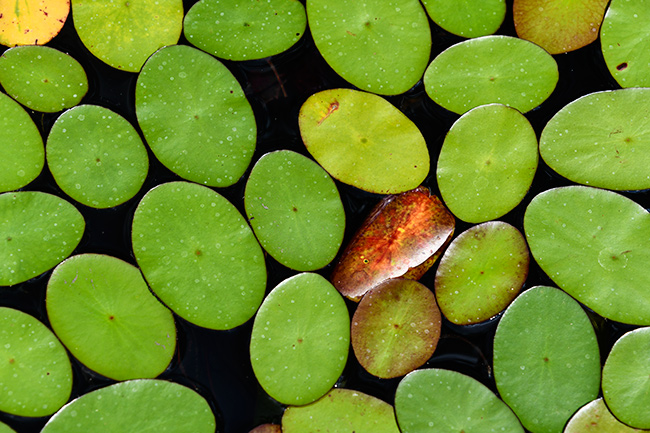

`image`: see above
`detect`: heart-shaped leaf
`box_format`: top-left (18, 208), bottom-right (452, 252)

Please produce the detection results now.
top-left (421, 0), bottom-right (506, 38)
top-left (0, 0), bottom-right (69, 46)
top-left (565, 398), bottom-right (644, 433)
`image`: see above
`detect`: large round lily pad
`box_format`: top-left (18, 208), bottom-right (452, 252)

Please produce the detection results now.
top-left (0, 0), bottom-right (69, 46)
top-left (0, 191), bottom-right (84, 286)
top-left (184, 0), bottom-right (306, 60)
top-left (307, 0), bottom-right (431, 95)
top-left (40, 379), bottom-right (216, 432)
top-left (524, 186), bottom-right (650, 325)
top-left (132, 181), bottom-right (266, 330)
top-left (540, 88), bottom-right (650, 191)
top-left (437, 103), bottom-right (538, 223)
top-left (136, 45), bottom-right (256, 187)
top-left (47, 105), bottom-right (149, 208)
top-left (299, 88), bottom-right (430, 194)
top-left (0, 307), bottom-right (72, 417)
top-left (46, 254), bottom-right (176, 381)
top-left (250, 273), bottom-right (349, 405)
top-left (395, 368), bottom-right (524, 433)
top-left (424, 35), bottom-right (559, 114)
top-left (493, 286), bottom-right (601, 433)
top-left (565, 398), bottom-right (644, 433)
top-left (244, 150), bottom-right (345, 271)
top-left (421, 0), bottom-right (506, 38)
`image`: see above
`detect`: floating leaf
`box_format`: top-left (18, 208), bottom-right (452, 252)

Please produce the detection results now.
top-left (0, 422), bottom-right (16, 433)
top-left (250, 273), bottom-right (349, 405)
top-left (249, 425), bottom-right (281, 433)
top-left (421, 0), bottom-right (506, 38)
top-left (565, 398), bottom-right (644, 433)
top-left (184, 0), bottom-right (306, 60)
top-left (424, 35), bottom-right (559, 114)
top-left (244, 150), bottom-right (345, 271)
top-left (0, 0), bottom-right (69, 46)
top-left (299, 88), bottom-right (430, 194)
top-left (136, 45), bottom-right (256, 187)
top-left (437, 103), bottom-right (538, 223)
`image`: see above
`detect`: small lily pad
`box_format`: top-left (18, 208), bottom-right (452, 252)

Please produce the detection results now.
top-left (435, 221), bottom-right (529, 325)
top-left (0, 191), bottom-right (84, 286)
top-left (524, 186), bottom-right (650, 325)
top-left (0, 92), bottom-right (44, 193)
top-left (307, 0), bottom-right (431, 95)
top-left (250, 273), bottom-right (349, 405)
top-left (244, 150), bottom-right (345, 271)
top-left (136, 45), bottom-right (256, 187)
top-left (46, 254), bottom-right (176, 381)
top-left (421, 0), bottom-right (506, 38)
top-left (184, 0), bottom-right (306, 60)
top-left (395, 368), bottom-right (524, 433)
top-left (299, 88), bottom-right (430, 194)
top-left (437, 103), bottom-right (538, 223)
top-left (0, 45), bottom-right (88, 112)
top-left (493, 286), bottom-right (601, 433)
top-left (47, 105), bottom-right (149, 208)
top-left (249, 424), bottom-right (281, 433)
top-left (424, 35), bottom-right (559, 114)
top-left (0, 0), bottom-right (69, 46)
top-left (565, 398), bottom-right (644, 433)
top-left (0, 307), bottom-right (72, 417)
top-left (132, 181), bottom-right (266, 330)
top-left (602, 327), bottom-right (650, 429)
top-left (40, 379), bottom-right (216, 432)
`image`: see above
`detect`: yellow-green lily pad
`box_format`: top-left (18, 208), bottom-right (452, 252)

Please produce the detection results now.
top-left (565, 398), bottom-right (645, 433)
top-left (421, 0), bottom-right (506, 38)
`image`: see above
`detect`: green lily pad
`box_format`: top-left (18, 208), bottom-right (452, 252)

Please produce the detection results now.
top-left (0, 307), bottom-right (72, 417)
top-left (0, 191), bottom-right (84, 286)
top-left (299, 88), bottom-right (430, 194)
top-left (136, 45), bottom-right (256, 187)
top-left (0, 45), bottom-right (88, 112)
top-left (184, 0), bottom-right (306, 61)
top-left (46, 254), bottom-right (176, 381)
top-left (250, 273), bottom-right (349, 405)
top-left (437, 103), bottom-right (538, 223)
top-left (244, 150), bottom-right (345, 271)
top-left (435, 221), bottom-right (529, 325)
top-left (0, 0), bottom-right (69, 46)
top-left (601, 0), bottom-right (650, 88)
top-left (0, 422), bottom-right (16, 433)
top-left (282, 388), bottom-right (400, 433)
top-left (565, 398), bottom-right (645, 433)
top-left (0, 92), bottom-right (44, 193)
top-left (602, 327), bottom-right (650, 429)
top-left (421, 0), bottom-right (506, 38)
top-left (40, 379), bottom-right (216, 432)
top-left (540, 88), bottom-right (650, 191)
top-left (71, 0), bottom-right (183, 72)
top-left (424, 35), bottom-right (559, 114)
top-left (493, 286), bottom-right (601, 433)
top-left (47, 105), bottom-right (149, 208)
top-left (307, 0), bottom-right (431, 95)
top-left (514, 0), bottom-right (608, 54)
top-left (524, 186), bottom-right (650, 325)
top-left (395, 368), bottom-right (524, 433)
top-left (132, 181), bottom-right (266, 330)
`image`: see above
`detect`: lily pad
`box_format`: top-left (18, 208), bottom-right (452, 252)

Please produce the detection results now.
top-left (47, 105), bottom-right (149, 208)
top-left (395, 368), bottom-right (524, 433)
top-left (282, 388), bottom-right (400, 433)
top-left (132, 181), bottom-right (266, 330)
top-left (493, 286), bottom-right (601, 433)
top-left (0, 191), bottom-right (84, 286)
top-left (0, 92), bottom-right (44, 193)
top-left (40, 379), bottom-right (216, 432)
top-left (331, 187), bottom-right (455, 301)
top-left (351, 279), bottom-right (441, 379)
top-left (299, 88), bottom-right (430, 194)
top-left (0, 422), bottom-right (16, 433)
top-left (420, 0), bottom-right (506, 38)
top-left (249, 424), bottom-right (281, 433)
top-left (46, 254), bottom-right (176, 381)
top-left (540, 88), bottom-right (650, 191)
top-left (0, 0), bottom-right (69, 46)
top-left (0, 307), bottom-right (72, 417)
top-left (602, 327), bottom-right (650, 429)
top-left (435, 221), bottom-right (529, 325)
top-left (307, 0), bottom-right (431, 95)
top-left (524, 186), bottom-right (650, 325)
top-left (424, 35), bottom-right (559, 114)
top-left (244, 150), bottom-right (345, 271)
top-left (71, 0), bottom-right (183, 71)
top-left (565, 398), bottom-right (644, 433)
top-left (0, 45), bottom-right (88, 112)
top-left (184, 0), bottom-right (306, 60)
top-left (250, 273), bottom-right (349, 405)
top-left (437, 103), bottom-right (538, 223)
top-left (136, 45), bottom-right (256, 187)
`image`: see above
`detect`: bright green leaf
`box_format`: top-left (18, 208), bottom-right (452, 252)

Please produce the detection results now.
top-left (421, 0), bottom-right (505, 38)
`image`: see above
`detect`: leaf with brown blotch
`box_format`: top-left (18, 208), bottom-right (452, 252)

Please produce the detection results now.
top-left (249, 424), bottom-right (282, 433)
top-left (0, 0), bottom-right (69, 47)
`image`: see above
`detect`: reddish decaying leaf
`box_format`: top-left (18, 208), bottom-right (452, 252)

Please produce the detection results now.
top-left (330, 186), bottom-right (455, 301)
top-left (249, 424), bottom-right (282, 433)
